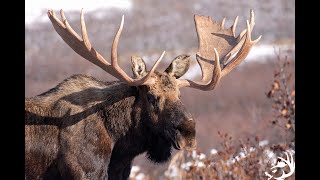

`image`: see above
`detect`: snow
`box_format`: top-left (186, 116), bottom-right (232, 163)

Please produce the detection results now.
top-left (249, 147), bottom-right (256, 152)
top-left (130, 165), bottom-right (140, 174)
top-left (135, 173), bottom-right (145, 180)
top-left (181, 161), bottom-right (193, 171)
top-left (210, 148), bottom-right (218, 155)
top-left (199, 153), bottom-right (206, 160)
top-left (259, 140), bottom-right (269, 147)
top-left (25, 0), bottom-right (132, 25)
top-left (191, 150), bottom-right (197, 159)
top-left (246, 44), bottom-right (295, 62)
top-left (130, 165), bottom-right (141, 178)
top-left (197, 161), bottom-right (205, 168)
top-left (239, 152), bottom-right (246, 158)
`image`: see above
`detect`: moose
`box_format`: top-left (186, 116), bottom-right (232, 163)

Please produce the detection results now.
top-left (25, 9), bottom-right (261, 179)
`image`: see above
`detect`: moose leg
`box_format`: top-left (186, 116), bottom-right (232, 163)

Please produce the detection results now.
top-left (107, 159), bottom-right (133, 180)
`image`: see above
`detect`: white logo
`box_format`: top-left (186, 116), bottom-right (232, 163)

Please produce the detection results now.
top-left (265, 151), bottom-right (295, 180)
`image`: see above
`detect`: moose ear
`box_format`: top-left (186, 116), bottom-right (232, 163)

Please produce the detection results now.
top-left (131, 55), bottom-right (147, 78)
top-left (165, 55), bottom-right (191, 79)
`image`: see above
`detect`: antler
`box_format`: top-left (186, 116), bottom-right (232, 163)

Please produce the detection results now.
top-left (178, 9), bottom-right (261, 90)
top-left (47, 9), bottom-right (165, 86)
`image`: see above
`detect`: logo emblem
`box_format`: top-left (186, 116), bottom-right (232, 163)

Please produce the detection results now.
top-left (265, 151), bottom-right (295, 180)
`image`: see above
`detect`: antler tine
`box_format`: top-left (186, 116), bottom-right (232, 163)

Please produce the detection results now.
top-left (146, 51), bottom-right (166, 77)
top-left (249, 9), bottom-right (255, 31)
top-left (222, 15), bottom-right (243, 64)
top-left (223, 9), bottom-right (260, 65)
top-left (177, 48), bottom-right (221, 91)
top-left (136, 51), bottom-right (166, 85)
top-left (49, 9), bottom-right (111, 68)
top-left (235, 9), bottom-right (254, 42)
top-left (60, 10), bottom-right (82, 41)
top-left (222, 34), bottom-right (245, 64)
top-left (231, 16), bottom-right (239, 37)
top-left (111, 15), bottom-right (124, 68)
top-left (109, 15), bottom-right (165, 85)
top-left (48, 9), bottom-right (165, 86)
top-left (221, 19), bottom-right (261, 77)
top-left (221, 17), bottom-right (226, 29)
top-left (80, 9), bottom-right (92, 50)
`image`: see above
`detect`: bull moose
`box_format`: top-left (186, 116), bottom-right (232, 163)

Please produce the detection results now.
top-left (25, 9), bottom-right (261, 179)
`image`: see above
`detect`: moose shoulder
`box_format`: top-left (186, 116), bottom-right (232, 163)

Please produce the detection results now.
top-left (25, 9), bottom-right (261, 180)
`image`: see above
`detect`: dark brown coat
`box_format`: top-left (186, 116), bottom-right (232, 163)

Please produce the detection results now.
top-left (25, 55), bottom-right (196, 180)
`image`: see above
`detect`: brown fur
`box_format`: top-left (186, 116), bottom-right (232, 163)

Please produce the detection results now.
top-left (25, 71), bottom-right (196, 180)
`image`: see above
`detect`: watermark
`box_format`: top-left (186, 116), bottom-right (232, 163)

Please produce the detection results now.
top-left (265, 151), bottom-right (295, 180)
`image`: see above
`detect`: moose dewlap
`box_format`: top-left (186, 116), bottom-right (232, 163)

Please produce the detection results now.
top-left (25, 9), bottom-right (261, 180)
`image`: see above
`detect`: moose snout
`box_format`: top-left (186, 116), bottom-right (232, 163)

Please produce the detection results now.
top-left (175, 114), bottom-right (197, 150)
top-left (176, 131), bottom-right (197, 150)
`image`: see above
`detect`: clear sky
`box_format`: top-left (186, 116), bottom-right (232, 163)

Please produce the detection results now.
top-left (25, 0), bottom-right (132, 25)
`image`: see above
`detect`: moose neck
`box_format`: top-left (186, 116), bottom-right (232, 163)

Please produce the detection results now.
top-left (101, 82), bottom-right (151, 146)
top-left (101, 82), bottom-right (139, 140)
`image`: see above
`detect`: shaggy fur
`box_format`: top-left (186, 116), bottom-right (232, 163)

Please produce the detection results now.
top-left (25, 72), bottom-right (196, 180)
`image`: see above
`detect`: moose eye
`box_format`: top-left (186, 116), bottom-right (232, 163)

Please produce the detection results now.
top-left (147, 93), bottom-right (157, 106)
